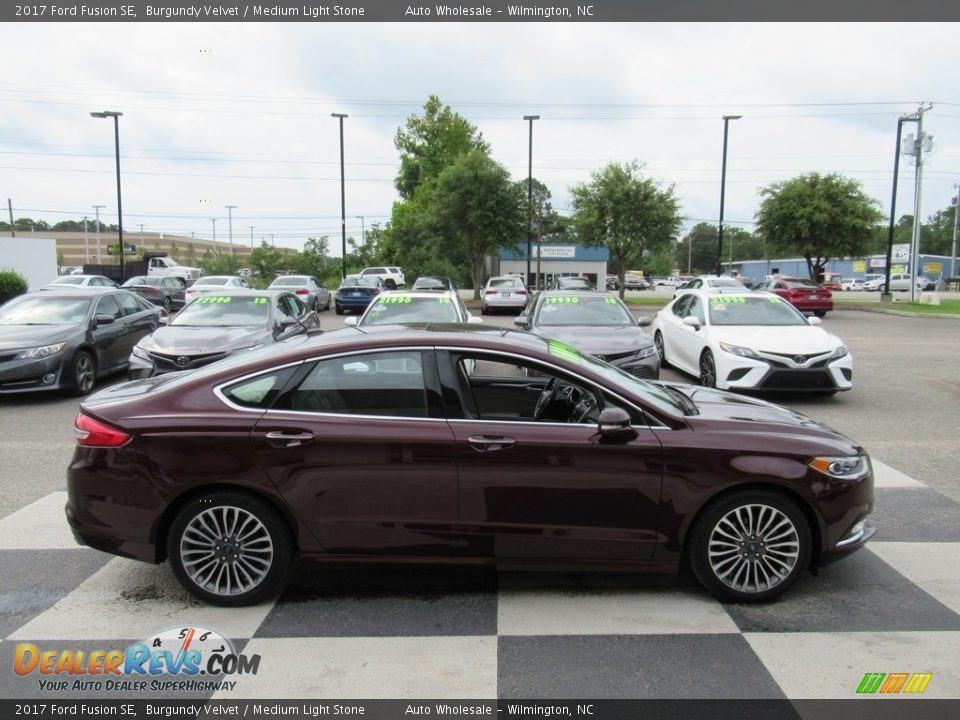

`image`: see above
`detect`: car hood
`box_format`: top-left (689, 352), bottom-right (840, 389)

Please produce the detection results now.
top-left (139, 325), bottom-right (269, 353)
top-left (708, 325), bottom-right (841, 353)
top-left (654, 381), bottom-right (858, 451)
top-left (534, 325), bottom-right (653, 354)
top-left (0, 324), bottom-right (82, 351)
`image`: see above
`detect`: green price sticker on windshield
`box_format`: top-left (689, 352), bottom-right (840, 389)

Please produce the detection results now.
top-left (438, 297), bottom-right (451, 304)
top-left (546, 297), bottom-right (579, 304)
top-left (768, 296), bottom-right (783, 303)
top-left (548, 339), bottom-right (581, 364)
top-left (710, 296), bottom-right (745, 304)
top-left (253, 297), bottom-right (268, 304)
top-left (604, 297), bottom-right (617, 304)
top-left (195, 296), bottom-right (232, 304)
top-left (378, 296), bottom-right (412, 305)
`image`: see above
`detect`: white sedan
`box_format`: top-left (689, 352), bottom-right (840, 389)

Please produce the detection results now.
top-left (651, 290), bottom-right (852, 393)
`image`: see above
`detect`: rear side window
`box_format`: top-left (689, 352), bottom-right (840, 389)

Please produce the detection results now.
top-left (284, 351), bottom-right (427, 418)
top-left (221, 368), bottom-right (297, 409)
top-left (116, 292), bottom-right (143, 317)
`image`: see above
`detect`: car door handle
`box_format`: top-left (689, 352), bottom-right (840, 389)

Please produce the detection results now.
top-left (265, 431), bottom-right (314, 448)
top-left (467, 435), bottom-right (515, 452)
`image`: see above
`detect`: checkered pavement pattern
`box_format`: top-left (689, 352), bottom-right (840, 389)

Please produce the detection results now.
top-left (1, 459), bottom-right (958, 700)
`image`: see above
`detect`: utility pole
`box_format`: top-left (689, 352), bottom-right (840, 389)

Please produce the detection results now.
top-left (225, 205), bottom-right (237, 255)
top-left (951, 185), bottom-right (959, 284)
top-left (211, 218), bottom-right (217, 244)
top-left (83, 217), bottom-right (89, 263)
top-left (7, 199), bottom-right (14, 237)
top-left (93, 205), bottom-right (105, 261)
top-left (249, 225), bottom-right (255, 250)
top-left (903, 104), bottom-right (933, 303)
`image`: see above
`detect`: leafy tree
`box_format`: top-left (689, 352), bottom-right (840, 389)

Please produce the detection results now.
top-left (0, 268), bottom-right (28, 303)
top-left (756, 173), bottom-right (882, 280)
top-left (201, 250), bottom-right (243, 276)
top-left (430, 150), bottom-right (525, 298)
top-left (290, 236), bottom-right (331, 278)
top-left (394, 95), bottom-right (490, 200)
top-left (249, 242), bottom-right (287, 281)
top-left (570, 161), bottom-right (682, 298)
top-left (347, 223), bottom-right (383, 270)
top-left (14, 218), bottom-right (50, 231)
top-left (922, 204), bottom-right (957, 257)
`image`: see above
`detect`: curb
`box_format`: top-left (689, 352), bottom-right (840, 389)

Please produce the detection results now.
top-left (836, 304), bottom-right (960, 320)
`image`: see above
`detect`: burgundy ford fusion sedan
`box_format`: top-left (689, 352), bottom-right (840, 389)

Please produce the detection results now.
top-left (67, 324), bottom-right (875, 606)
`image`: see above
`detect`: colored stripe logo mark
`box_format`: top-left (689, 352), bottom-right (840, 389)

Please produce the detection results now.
top-left (857, 672), bottom-right (933, 694)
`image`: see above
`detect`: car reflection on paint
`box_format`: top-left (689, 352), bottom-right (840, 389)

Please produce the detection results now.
top-left (68, 324), bottom-right (874, 606)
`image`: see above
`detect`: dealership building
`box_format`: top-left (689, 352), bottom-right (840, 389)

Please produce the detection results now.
top-left (728, 253), bottom-right (958, 284)
top-left (494, 244), bottom-right (610, 287)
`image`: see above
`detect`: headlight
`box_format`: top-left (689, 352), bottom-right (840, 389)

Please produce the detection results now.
top-left (14, 342), bottom-right (66, 360)
top-left (636, 345), bottom-right (658, 359)
top-left (131, 345), bottom-right (152, 361)
top-left (718, 342), bottom-right (763, 360)
top-left (809, 454), bottom-right (871, 481)
top-left (829, 345), bottom-right (848, 360)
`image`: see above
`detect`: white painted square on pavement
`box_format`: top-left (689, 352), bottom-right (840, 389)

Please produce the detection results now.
top-left (0, 492), bottom-right (77, 549)
top-left (872, 460), bottom-right (926, 488)
top-left (869, 542), bottom-right (960, 616)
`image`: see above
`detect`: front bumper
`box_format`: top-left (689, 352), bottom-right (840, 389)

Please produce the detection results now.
top-left (718, 352), bottom-right (853, 392)
top-left (0, 353), bottom-right (69, 393)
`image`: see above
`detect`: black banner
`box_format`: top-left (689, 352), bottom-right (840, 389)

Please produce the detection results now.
top-left (3, 0), bottom-right (959, 23)
top-left (2, 700), bottom-right (959, 720)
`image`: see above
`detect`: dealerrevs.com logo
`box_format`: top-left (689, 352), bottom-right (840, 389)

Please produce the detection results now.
top-left (856, 672), bottom-right (933, 695)
top-left (13, 626), bottom-right (260, 693)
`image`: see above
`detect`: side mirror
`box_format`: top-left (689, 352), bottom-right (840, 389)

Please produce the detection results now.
top-left (513, 316), bottom-right (530, 330)
top-left (596, 407), bottom-right (638, 444)
top-left (94, 314), bottom-right (115, 325)
top-left (158, 315), bottom-right (170, 326)
top-left (343, 316), bottom-right (358, 327)
top-left (636, 317), bottom-right (652, 327)
top-left (807, 316), bottom-right (822, 326)
top-left (682, 316), bottom-right (701, 330)
top-left (467, 315), bottom-right (484, 324)
top-left (279, 316), bottom-right (298, 328)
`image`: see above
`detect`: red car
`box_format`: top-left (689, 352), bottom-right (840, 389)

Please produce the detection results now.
top-left (67, 325), bottom-right (874, 606)
top-left (758, 276), bottom-right (833, 317)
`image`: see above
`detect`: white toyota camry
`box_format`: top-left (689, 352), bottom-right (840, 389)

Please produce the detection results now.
top-left (651, 290), bottom-right (852, 393)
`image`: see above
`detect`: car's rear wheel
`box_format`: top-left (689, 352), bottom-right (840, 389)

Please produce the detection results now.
top-left (162, 296), bottom-right (172, 313)
top-left (335, 304), bottom-right (343, 315)
top-left (323, 295), bottom-right (330, 310)
top-left (654, 331), bottom-right (670, 368)
top-left (699, 350), bottom-right (716, 388)
top-left (385, 279), bottom-right (397, 290)
top-left (814, 310), bottom-right (827, 318)
top-left (168, 492), bottom-right (292, 606)
top-left (688, 490), bottom-right (810, 603)
top-left (67, 351), bottom-right (96, 396)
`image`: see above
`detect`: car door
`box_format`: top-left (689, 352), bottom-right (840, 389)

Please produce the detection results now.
top-left (250, 348), bottom-right (462, 556)
top-left (90, 294), bottom-right (127, 371)
top-left (670, 295), bottom-right (707, 372)
top-left (440, 350), bottom-right (663, 561)
top-left (659, 295), bottom-right (693, 374)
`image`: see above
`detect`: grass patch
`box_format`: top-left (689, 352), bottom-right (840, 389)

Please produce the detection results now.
top-left (885, 299), bottom-right (960, 315)
top-left (621, 295), bottom-right (670, 305)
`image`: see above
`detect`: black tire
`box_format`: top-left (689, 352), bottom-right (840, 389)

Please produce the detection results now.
top-left (814, 311), bottom-right (827, 318)
top-left (323, 295), bottom-right (330, 311)
top-left (699, 350), bottom-right (717, 388)
top-left (167, 492), bottom-right (293, 606)
top-left (313, 297), bottom-right (321, 312)
top-left (654, 331), bottom-right (670, 369)
top-left (162, 296), bottom-right (172, 313)
top-left (385, 279), bottom-right (397, 290)
top-left (335, 304), bottom-right (343, 315)
top-left (481, 305), bottom-right (489, 316)
top-left (67, 351), bottom-right (96, 396)
top-left (687, 490), bottom-right (811, 603)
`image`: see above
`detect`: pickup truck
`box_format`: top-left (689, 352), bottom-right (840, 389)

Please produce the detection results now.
top-left (84, 252), bottom-right (203, 285)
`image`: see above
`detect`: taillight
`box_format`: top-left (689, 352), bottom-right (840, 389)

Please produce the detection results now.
top-left (484, 290), bottom-right (497, 295)
top-left (515, 289), bottom-right (528, 295)
top-left (74, 414), bottom-right (131, 448)
top-left (370, 289), bottom-right (380, 296)
top-left (146, 288), bottom-right (160, 296)
top-left (295, 288), bottom-right (309, 295)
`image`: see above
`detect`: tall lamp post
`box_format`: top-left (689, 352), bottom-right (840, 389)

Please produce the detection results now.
top-left (225, 205), bottom-right (237, 255)
top-left (355, 215), bottom-right (365, 245)
top-left (90, 111), bottom-right (125, 279)
top-left (249, 225), bottom-right (256, 250)
top-left (716, 114), bottom-right (741, 276)
top-left (523, 115), bottom-right (540, 288)
top-left (211, 218), bottom-right (217, 243)
top-left (332, 112), bottom-right (348, 279)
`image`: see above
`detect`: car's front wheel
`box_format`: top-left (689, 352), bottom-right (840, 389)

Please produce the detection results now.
top-left (699, 350), bottom-right (716, 388)
top-left (654, 331), bottom-right (669, 368)
top-left (688, 490), bottom-right (811, 603)
top-left (168, 492), bottom-right (293, 606)
top-left (67, 351), bottom-right (97, 396)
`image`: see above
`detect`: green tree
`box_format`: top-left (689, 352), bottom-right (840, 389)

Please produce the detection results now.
top-left (291, 236), bottom-right (331, 277)
top-left (201, 250), bottom-right (242, 275)
top-left (348, 223), bottom-right (383, 270)
top-left (756, 173), bottom-right (882, 280)
top-left (249, 241), bottom-right (286, 281)
top-left (570, 161), bottom-right (682, 298)
top-left (394, 95), bottom-right (490, 200)
top-left (430, 150), bottom-right (525, 298)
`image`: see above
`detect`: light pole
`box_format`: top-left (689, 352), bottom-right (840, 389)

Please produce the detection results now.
top-left (523, 115), bottom-right (540, 288)
top-left (83, 216), bottom-right (89, 263)
top-left (332, 112), bottom-right (348, 279)
top-left (355, 215), bottom-right (365, 245)
top-left (716, 114), bottom-right (741, 276)
top-left (883, 115), bottom-right (914, 301)
top-left (93, 205), bottom-right (105, 261)
top-left (225, 205), bottom-right (237, 255)
top-left (249, 225), bottom-right (255, 250)
top-left (951, 186), bottom-right (959, 283)
top-left (90, 111), bottom-right (125, 279)
top-left (211, 218), bottom-right (217, 243)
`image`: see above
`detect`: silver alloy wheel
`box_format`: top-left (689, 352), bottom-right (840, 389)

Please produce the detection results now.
top-left (74, 353), bottom-right (95, 394)
top-left (180, 505), bottom-right (274, 597)
top-left (707, 503), bottom-right (800, 594)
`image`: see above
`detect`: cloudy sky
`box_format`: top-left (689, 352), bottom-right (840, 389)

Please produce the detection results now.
top-left (1, 22), bottom-right (958, 255)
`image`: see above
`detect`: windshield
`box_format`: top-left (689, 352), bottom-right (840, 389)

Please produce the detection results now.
top-left (270, 277), bottom-right (308, 287)
top-left (196, 277), bottom-right (230, 286)
top-left (0, 295), bottom-right (91, 325)
top-left (172, 295), bottom-right (271, 327)
top-left (544, 338), bottom-right (684, 415)
top-left (49, 276), bottom-right (86, 285)
top-left (536, 296), bottom-right (634, 327)
top-left (708, 295), bottom-right (809, 326)
top-left (362, 296), bottom-right (461, 325)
